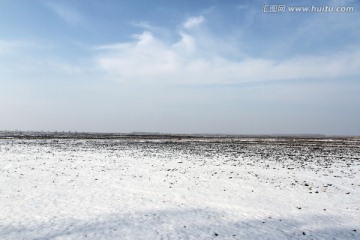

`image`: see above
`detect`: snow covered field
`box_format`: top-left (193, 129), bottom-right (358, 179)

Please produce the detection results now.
top-left (1, 134), bottom-right (359, 239)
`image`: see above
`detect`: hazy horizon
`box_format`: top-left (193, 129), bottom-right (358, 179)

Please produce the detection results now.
top-left (1, 130), bottom-right (358, 138)
top-left (1, 0), bottom-right (359, 136)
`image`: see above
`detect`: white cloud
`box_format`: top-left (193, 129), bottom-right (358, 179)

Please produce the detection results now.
top-left (95, 25), bottom-right (360, 85)
top-left (97, 32), bottom-right (179, 79)
top-left (183, 16), bottom-right (205, 29)
top-left (173, 32), bottom-right (196, 54)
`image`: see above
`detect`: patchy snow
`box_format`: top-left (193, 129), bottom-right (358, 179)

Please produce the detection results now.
top-left (0, 136), bottom-right (359, 239)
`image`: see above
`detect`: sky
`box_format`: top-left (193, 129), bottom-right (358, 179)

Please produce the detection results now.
top-left (0, 0), bottom-right (359, 135)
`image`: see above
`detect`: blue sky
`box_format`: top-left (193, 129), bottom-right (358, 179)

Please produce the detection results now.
top-left (1, 0), bottom-right (359, 135)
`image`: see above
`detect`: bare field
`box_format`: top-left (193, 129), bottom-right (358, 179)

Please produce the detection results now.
top-left (1, 134), bottom-right (359, 239)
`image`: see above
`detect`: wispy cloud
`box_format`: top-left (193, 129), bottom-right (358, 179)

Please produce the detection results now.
top-left (183, 16), bottom-right (205, 29)
top-left (0, 40), bottom-right (31, 55)
top-left (132, 21), bottom-right (166, 34)
top-left (46, 2), bottom-right (84, 26)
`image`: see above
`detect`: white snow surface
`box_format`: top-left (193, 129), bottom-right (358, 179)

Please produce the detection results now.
top-left (0, 136), bottom-right (359, 240)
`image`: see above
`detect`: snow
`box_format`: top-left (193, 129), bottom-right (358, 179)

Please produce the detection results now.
top-left (0, 136), bottom-right (359, 239)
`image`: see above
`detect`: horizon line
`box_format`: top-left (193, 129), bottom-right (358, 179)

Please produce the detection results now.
top-left (0, 130), bottom-right (359, 138)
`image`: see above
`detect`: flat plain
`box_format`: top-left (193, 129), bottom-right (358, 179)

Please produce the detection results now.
top-left (1, 133), bottom-right (359, 239)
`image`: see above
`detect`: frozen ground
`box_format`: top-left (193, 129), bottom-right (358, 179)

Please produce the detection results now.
top-left (0, 134), bottom-right (359, 239)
